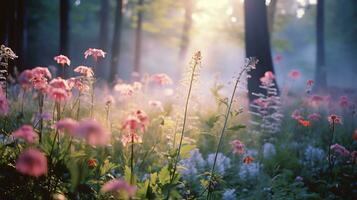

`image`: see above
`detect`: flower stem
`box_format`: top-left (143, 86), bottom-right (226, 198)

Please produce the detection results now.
top-left (206, 67), bottom-right (247, 200)
top-left (166, 53), bottom-right (200, 199)
top-left (130, 133), bottom-right (135, 184)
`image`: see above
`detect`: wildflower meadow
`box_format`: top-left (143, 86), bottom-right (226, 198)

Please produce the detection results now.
top-left (1, 0), bottom-right (357, 199)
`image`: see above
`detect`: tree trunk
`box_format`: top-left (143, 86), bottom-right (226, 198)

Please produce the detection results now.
top-left (133, 0), bottom-right (144, 74)
top-left (244, 0), bottom-right (277, 102)
top-left (109, 0), bottom-right (123, 83)
top-left (314, 0), bottom-right (327, 92)
top-left (99, 0), bottom-right (109, 51)
top-left (60, 0), bottom-right (70, 77)
top-left (178, 0), bottom-right (193, 60)
top-left (98, 0), bottom-right (110, 79)
top-left (267, 0), bottom-right (278, 33)
top-left (0, 0), bottom-right (10, 45)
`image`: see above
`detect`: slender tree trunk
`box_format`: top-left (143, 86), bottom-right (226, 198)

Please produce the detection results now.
top-left (60, 0), bottom-right (70, 77)
top-left (98, 0), bottom-right (109, 79)
top-left (178, 0), bottom-right (193, 60)
top-left (16, 0), bottom-right (26, 71)
top-left (267, 0), bottom-right (278, 33)
top-left (133, 0), bottom-right (144, 74)
top-left (314, 0), bottom-right (327, 92)
top-left (244, 0), bottom-right (277, 102)
top-left (109, 0), bottom-right (123, 83)
top-left (0, 0), bottom-right (9, 45)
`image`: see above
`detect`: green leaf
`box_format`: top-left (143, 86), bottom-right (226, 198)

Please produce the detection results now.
top-left (180, 145), bottom-right (196, 159)
top-left (227, 124), bottom-right (246, 131)
top-left (158, 166), bottom-right (171, 185)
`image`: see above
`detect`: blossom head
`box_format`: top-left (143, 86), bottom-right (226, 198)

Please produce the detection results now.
top-left (328, 114), bottom-right (342, 125)
top-left (87, 159), bottom-right (98, 168)
top-left (230, 139), bottom-right (245, 155)
top-left (55, 118), bottom-right (78, 136)
top-left (243, 156), bottom-right (254, 164)
top-left (291, 109), bottom-right (302, 120)
top-left (67, 78), bottom-right (90, 92)
top-left (260, 71), bottom-right (275, 85)
top-left (84, 48), bottom-right (106, 61)
top-left (339, 96), bottom-right (349, 108)
top-left (114, 83), bottom-right (134, 97)
top-left (54, 55), bottom-right (70, 66)
top-left (308, 113), bottom-right (321, 121)
top-left (16, 148), bottom-right (48, 177)
top-left (12, 125), bottom-right (38, 143)
top-left (150, 73), bottom-right (173, 85)
top-left (48, 87), bottom-right (72, 102)
top-left (122, 115), bottom-right (143, 133)
top-left (253, 98), bottom-right (269, 108)
top-left (31, 67), bottom-right (52, 79)
top-left (298, 119), bottom-right (311, 127)
top-left (75, 119), bottom-right (110, 146)
top-left (18, 70), bottom-right (33, 90)
top-left (74, 66), bottom-right (94, 78)
top-left (121, 132), bottom-right (142, 147)
top-left (306, 79), bottom-right (314, 86)
top-left (288, 69), bottom-right (301, 80)
top-left (274, 54), bottom-right (283, 63)
top-left (330, 144), bottom-right (350, 157)
top-left (101, 179), bottom-right (137, 197)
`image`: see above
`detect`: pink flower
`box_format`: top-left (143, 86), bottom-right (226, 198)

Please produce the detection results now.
top-left (54, 118), bottom-right (78, 136)
top-left (31, 67), bottom-right (52, 79)
top-left (339, 96), bottom-right (349, 108)
top-left (150, 73), bottom-right (173, 85)
top-left (260, 71), bottom-right (275, 85)
top-left (18, 70), bottom-right (33, 90)
top-left (134, 109), bottom-right (149, 125)
top-left (48, 87), bottom-right (72, 102)
top-left (12, 125), bottom-right (38, 143)
top-left (330, 144), bottom-right (350, 157)
top-left (291, 109), bottom-right (303, 120)
top-left (328, 114), bottom-right (342, 125)
top-left (48, 77), bottom-right (72, 102)
top-left (308, 113), bottom-right (321, 121)
top-left (74, 66), bottom-right (94, 78)
top-left (101, 179), bottom-right (137, 197)
top-left (230, 139), bottom-right (245, 155)
top-left (306, 79), bottom-right (314, 86)
top-left (16, 148), bottom-right (48, 177)
top-left (122, 115), bottom-right (143, 133)
top-left (49, 77), bottom-right (70, 90)
top-left (0, 93), bottom-right (9, 116)
top-left (114, 83), bottom-right (135, 97)
top-left (288, 70), bottom-right (301, 80)
top-left (67, 78), bottom-right (90, 92)
top-left (121, 133), bottom-right (143, 147)
top-left (148, 100), bottom-right (164, 112)
top-left (54, 55), bottom-right (71, 66)
top-left (84, 48), bottom-right (106, 61)
top-left (75, 119), bottom-right (110, 146)
top-left (309, 95), bottom-right (325, 107)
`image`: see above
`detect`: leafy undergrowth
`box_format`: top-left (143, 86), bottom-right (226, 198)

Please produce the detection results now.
top-left (0, 47), bottom-right (356, 200)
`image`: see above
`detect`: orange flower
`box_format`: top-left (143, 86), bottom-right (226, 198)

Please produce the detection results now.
top-left (298, 119), bottom-right (311, 127)
top-left (243, 156), bottom-right (254, 164)
top-left (87, 159), bottom-right (97, 168)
